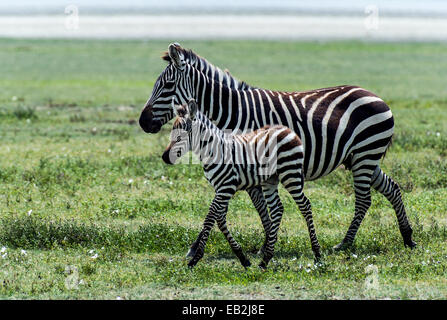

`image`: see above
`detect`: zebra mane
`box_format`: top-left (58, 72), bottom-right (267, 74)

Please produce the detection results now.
top-left (162, 47), bottom-right (254, 90)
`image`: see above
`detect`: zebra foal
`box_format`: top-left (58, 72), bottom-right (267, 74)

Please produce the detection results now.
top-left (162, 100), bottom-right (320, 269)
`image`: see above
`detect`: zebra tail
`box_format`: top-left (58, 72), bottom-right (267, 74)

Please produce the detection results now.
top-left (382, 134), bottom-right (394, 160)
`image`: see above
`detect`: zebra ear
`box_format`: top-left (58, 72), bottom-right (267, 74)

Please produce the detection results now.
top-left (174, 104), bottom-right (187, 118)
top-left (187, 99), bottom-right (198, 119)
top-left (168, 43), bottom-right (184, 69)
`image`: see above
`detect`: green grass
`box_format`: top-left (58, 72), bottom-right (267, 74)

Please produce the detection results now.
top-left (0, 38), bottom-right (446, 299)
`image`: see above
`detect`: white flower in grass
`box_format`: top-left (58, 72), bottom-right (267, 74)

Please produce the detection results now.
top-left (352, 254), bottom-right (358, 259)
top-left (116, 296), bottom-right (123, 300)
top-left (21, 249), bottom-right (27, 256)
top-left (91, 253), bottom-right (98, 260)
top-left (128, 179), bottom-right (134, 184)
top-left (27, 210), bottom-right (32, 216)
top-left (1, 247), bottom-right (7, 259)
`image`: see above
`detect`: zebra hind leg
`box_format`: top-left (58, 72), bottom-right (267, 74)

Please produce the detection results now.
top-left (334, 164), bottom-right (374, 251)
top-left (371, 166), bottom-right (416, 249)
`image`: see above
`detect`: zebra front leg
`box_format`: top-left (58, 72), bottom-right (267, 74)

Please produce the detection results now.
top-left (371, 166), bottom-right (416, 249)
top-left (188, 215), bottom-right (216, 268)
top-left (292, 193), bottom-right (321, 261)
top-left (281, 173), bottom-right (321, 261)
top-left (186, 187), bottom-right (267, 259)
top-left (334, 166), bottom-right (373, 251)
top-left (247, 186), bottom-right (272, 256)
top-left (259, 185), bottom-right (283, 269)
top-left (186, 230), bottom-right (203, 258)
top-left (216, 213), bottom-right (251, 268)
top-left (188, 192), bottom-right (233, 268)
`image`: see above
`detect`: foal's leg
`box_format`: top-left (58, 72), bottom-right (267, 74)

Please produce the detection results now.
top-left (247, 186), bottom-right (272, 255)
top-left (187, 186), bottom-right (271, 258)
top-left (216, 211), bottom-right (251, 268)
top-left (259, 184), bottom-right (284, 269)
top-left (188, 190), bottom-right (236, 268)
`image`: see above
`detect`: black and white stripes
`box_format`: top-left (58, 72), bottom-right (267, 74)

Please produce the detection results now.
top-left (162, 100), bottom-right (320, 268)
top-left (140, 43), bottom-right (416, 253)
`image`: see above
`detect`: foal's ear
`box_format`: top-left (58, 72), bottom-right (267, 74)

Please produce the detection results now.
top-left (168, 43), bottom-right (184, 69)
top-left (187, 99), bottom-right (198, 119)
top-left (174, 104), bottom-right (187, 118)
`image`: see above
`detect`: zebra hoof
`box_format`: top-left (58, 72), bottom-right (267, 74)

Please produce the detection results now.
top-left (401, 228), bottom-right (416, 249)
top-left (258, 262), bottom-right (267, 270)
top-left (241, 259), bottom-right (251, 269)
top-left (333, 241), bottom-right (352, 251)
top-left (187, 259), bottom-right (199, 268)
top-left (404, 240), bottom-right (417, 249)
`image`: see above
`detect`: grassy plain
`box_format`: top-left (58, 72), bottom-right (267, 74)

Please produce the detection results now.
top-left (0, 39), bottom-right (446, 299)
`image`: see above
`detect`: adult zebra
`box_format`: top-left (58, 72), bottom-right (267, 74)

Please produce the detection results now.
top-left (139, 43), bottom-right (416, 251)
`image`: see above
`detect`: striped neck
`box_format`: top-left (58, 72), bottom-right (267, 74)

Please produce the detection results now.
top-left (187, 64), bottom-right (248, 132)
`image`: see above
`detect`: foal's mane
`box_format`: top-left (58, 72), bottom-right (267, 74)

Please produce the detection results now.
top-left (162, 47), bottom-right (254, 90)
